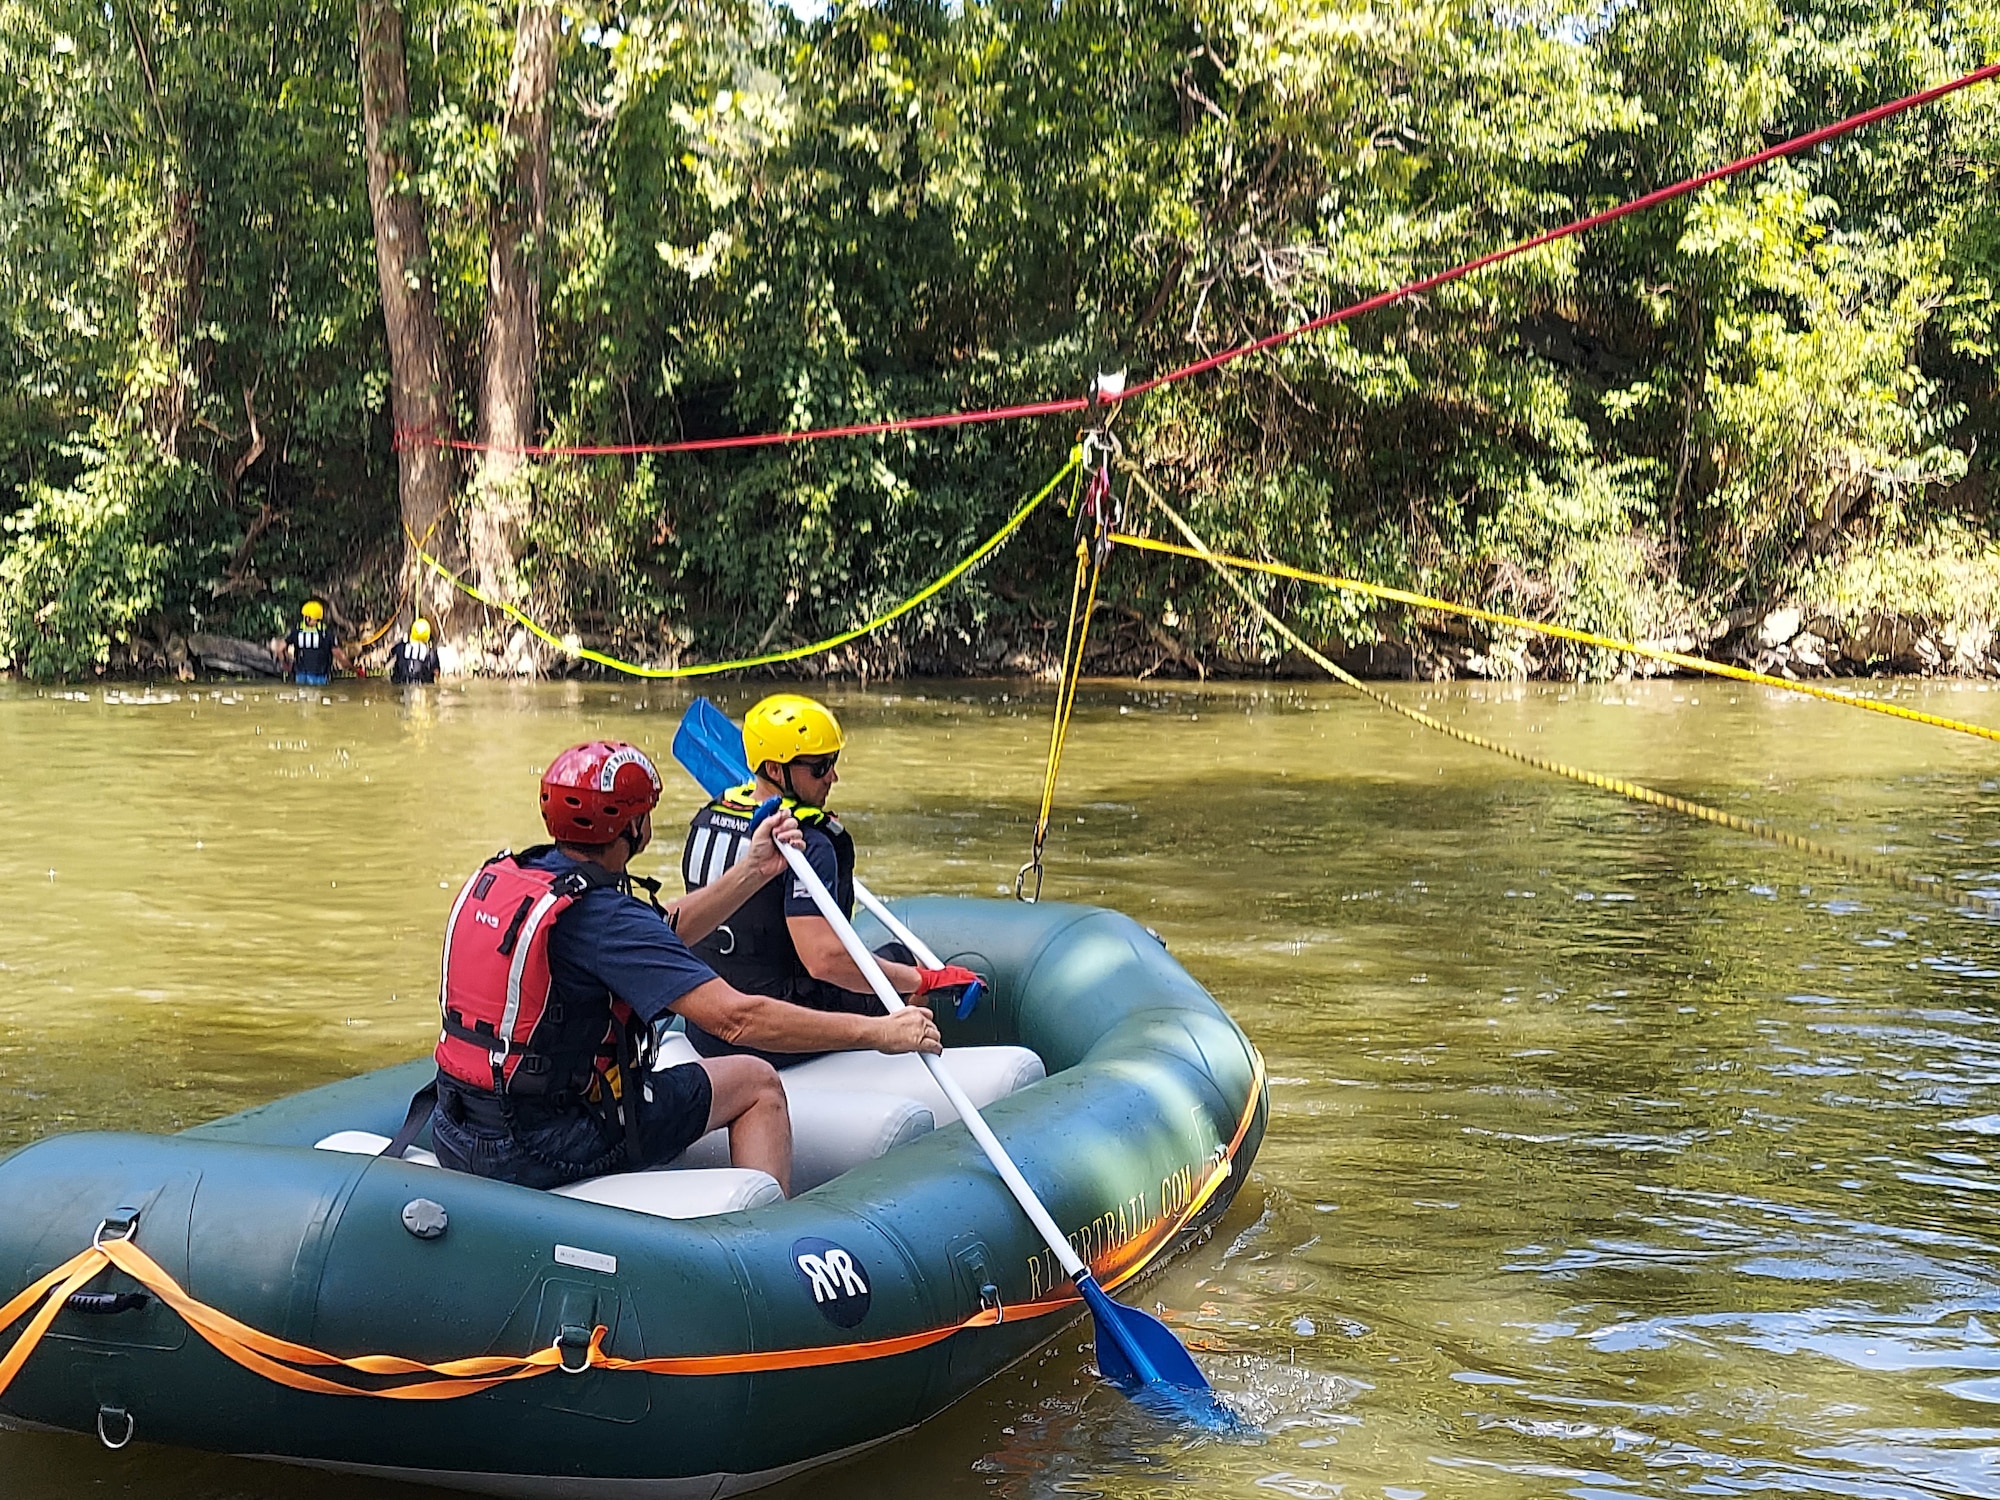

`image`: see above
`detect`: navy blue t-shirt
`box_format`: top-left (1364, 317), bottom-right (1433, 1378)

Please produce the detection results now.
top-left (783, 824), bottom-right (843, 918)
top-left (524, 848), bottom-right (717, 1025)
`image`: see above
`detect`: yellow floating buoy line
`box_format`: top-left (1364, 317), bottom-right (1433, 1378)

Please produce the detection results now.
top-left (407, 454), bottom-right (1080, 680)
top-left (1106, 528), bottom-right (2000, 747)
top-left (1114, 463), bottom-right (2000, 919)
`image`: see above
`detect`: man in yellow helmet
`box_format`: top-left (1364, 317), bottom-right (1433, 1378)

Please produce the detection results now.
top-left (389, 616), bottom-right (440, 684)
top-left (281, 598), bottom-right (346, 685)
top-left (679, 693), bottom-right (977, 1067)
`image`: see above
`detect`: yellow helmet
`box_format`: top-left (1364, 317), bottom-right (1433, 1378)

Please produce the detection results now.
top-left (301, 600), bottom-right (325, 621)
top-left (743, 694), bottom-right (844, 770)
top-left (410, 617), bottom-right (433, 643)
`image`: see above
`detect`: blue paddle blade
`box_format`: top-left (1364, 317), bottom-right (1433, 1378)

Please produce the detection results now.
top-left (672, 698), bottom-right (752, 797)
top-left (1076, 1273), bottom-right (1241, 1430)
top-left (954, 979), bottom-right (984, 1021)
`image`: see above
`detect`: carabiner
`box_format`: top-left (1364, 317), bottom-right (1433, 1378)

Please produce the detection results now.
top-left (1013, 858), bottom-right (1045, 904)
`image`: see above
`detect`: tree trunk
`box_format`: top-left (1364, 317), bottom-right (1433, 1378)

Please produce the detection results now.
top-left (468, 0), bottom-right (558, 604)
top-left (357, 0), bottom-right (459, 622)
top-left (120, 0), bottom-right (192, 459)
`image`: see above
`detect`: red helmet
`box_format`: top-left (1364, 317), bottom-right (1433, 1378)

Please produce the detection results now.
top-left (540, 741), bottom-right (662, 845)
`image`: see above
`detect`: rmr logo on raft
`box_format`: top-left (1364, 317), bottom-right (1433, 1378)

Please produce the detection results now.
top-left (790, 1237), bottom-right (871, 1328)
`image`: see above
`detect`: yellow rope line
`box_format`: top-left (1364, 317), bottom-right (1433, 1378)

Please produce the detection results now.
top-left (1019, 466), bottom-right (1112, 899)
top-left (354, 509), bottom-right (454, 654)
top-left (1110, 532), bottom-right (2000, 746)
top-left (1121, 468), bottom-right (2000, 917)
top-left (407, 456), bottom-right (1079, 680)
top-left (1034, 545), bottom-right (1098, 840)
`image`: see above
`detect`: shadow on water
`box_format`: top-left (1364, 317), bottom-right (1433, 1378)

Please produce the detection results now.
top-left (7, 677), bottom-right (2000, 1497)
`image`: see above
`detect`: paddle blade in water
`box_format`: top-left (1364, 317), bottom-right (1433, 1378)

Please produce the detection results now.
top-left (673, 699), bottom-right (751, 798)
top-left (1076, 1274), bottom-right (1240, 1429)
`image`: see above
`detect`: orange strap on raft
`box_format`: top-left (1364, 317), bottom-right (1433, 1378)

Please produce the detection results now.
top-left (0, 1053), bottom-right (1263, 1401)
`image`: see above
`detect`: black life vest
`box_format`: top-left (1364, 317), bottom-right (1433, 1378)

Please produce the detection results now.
top-left (289, 624), bottom-right (334, 677)
top-left (390, 640), bottom-right (438, 683)
top-left (682, 784), bottom-right (855, 995)
top-left (433, 847), bottom-right (637, 1106)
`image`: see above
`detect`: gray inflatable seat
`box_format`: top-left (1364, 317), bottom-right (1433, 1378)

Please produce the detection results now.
top-left (776, 1045), bottom-right (1046, 1125)
top-left (669, 1091), bottom-right (935, 1194)
top-left (310, 1130), bottom-right (785, 1218)
top-left (312, 1036), bottom-right (1045, 1213)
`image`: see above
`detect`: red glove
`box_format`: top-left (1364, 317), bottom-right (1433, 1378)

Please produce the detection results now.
top-left (912, 964), bottom-right (980, 997)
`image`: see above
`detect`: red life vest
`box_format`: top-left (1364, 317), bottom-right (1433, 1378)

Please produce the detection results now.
top-left (433, 850), bottom-right (633, 1101)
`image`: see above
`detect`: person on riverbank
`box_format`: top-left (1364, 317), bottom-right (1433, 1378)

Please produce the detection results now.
top-left (424, 739), bottom-right (941, 1195)
top-left (388, 617), bottom-right (439, 684)
top-left (281, 599), bottom-right (345, 685)
top-left (680, 694), bottom-right (977, 1068)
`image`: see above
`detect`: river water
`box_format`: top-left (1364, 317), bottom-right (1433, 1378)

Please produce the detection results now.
top-left (6, 676), bottom-right (2000, 1499)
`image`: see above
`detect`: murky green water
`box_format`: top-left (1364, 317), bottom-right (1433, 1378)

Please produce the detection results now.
top-left (6, 675), bottom-right (2000, 1499)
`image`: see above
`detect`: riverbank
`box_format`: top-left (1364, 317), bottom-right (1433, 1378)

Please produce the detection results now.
top-left (29, 514), bottom-right (2000, 686)
top-left (35, 608), bottom-right (2000, 686)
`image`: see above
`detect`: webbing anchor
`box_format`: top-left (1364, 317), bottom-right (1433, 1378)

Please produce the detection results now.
top-left (556, 1324), bottom-right (597, 1376)
top-left (96, 1404), bottom-right (134, 1450)
top-left (92, 1208), bottom-right (140, 1250)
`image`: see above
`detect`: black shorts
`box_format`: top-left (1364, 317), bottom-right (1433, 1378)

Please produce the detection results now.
top-left (628, 1060), bottom-right (717, 1167)
top-left (431, 1062), bottom-right (715, 1189)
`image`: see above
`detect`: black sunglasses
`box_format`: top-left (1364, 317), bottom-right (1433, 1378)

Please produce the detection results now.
top-left (791, 754), bottom-right (839, 777)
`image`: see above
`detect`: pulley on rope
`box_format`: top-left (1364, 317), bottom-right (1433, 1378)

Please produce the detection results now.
top-left (1017, 391), bottom-right (1122, 902)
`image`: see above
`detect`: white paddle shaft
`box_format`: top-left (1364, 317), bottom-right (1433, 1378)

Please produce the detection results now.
top-left (778, 844), bottom-right (1087, 1280)
top-left (852, 880), bottom-right (943, 969)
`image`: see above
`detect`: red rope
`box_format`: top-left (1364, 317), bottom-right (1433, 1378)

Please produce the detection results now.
top-left (398, 61), bottom-right (2000, 459)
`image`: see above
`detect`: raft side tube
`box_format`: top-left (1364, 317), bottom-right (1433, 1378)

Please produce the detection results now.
top-left (0, 901), bottom-right (1265, 1493)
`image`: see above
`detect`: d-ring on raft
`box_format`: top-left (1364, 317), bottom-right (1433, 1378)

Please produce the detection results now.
top-left (0, 897), bottom-right (1266, 1496)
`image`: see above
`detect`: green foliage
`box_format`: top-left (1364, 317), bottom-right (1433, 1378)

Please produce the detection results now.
top-left (3, 0), bottom-right (1998, 678)
top-left (0, 423), bottom-right (200, 677)
top-left (1794, 513), bottom-right (2000, 633)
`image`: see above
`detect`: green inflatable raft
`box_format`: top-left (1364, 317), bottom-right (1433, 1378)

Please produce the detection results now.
top-left (0, 898), bottom-right (1265, 1496)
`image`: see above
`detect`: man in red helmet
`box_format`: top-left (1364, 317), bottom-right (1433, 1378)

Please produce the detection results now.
top-left (422, 740), bottom-right (941, 1194)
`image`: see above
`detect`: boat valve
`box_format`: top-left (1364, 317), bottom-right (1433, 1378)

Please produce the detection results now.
top-left (556, 1324), bottom-right (594, 1375)
top-left (96, 1405), bottom-right (134, 1451)
top-left (401, 1198), bottom-right (449, 1240)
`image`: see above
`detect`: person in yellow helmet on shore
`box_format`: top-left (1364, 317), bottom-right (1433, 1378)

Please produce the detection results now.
top-left (281, 598), bottom-right (347, 685)
top-left (679, 693), bottom-right (977, 1068)
top-left (389, 616), bottom-right (440, 684)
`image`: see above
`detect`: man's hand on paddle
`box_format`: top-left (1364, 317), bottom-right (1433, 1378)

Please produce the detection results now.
top-left (743, 806), bottom-right (804, 879)
top-left (874, 1005), bottom-right (942, 1055)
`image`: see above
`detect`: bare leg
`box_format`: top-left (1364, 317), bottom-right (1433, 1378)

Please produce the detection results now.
top-left (698, 1056), bottom-right (792, 1196)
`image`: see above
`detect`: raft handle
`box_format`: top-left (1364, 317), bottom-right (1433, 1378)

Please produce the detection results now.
top-left (96, 1405), bottom-right (133, 1451)
top-left (64, 1291), bottom-right (150, 1316)
top-left (556, 1325), bottom-right (594, 1376)
top-left (980, 1283), bottom-right (1003, 1323)
top-left (93, 1208), bottom-right (141, 1249)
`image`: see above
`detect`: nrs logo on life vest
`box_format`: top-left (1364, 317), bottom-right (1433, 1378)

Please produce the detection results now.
top-left (790, 1237), bottom-right (871, 1328)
